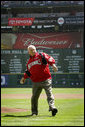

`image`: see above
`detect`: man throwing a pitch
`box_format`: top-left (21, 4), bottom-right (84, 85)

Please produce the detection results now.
top-left (20, 45), bottom-right (58, 116)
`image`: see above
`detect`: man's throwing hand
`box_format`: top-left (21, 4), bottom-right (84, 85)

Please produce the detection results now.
top-left (52, 64), bottom-right (58, 72)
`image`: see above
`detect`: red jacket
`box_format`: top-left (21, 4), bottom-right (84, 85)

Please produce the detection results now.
top-left (24, 52), bottom-right (55, 82)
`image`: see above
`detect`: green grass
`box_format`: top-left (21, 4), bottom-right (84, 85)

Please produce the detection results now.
top-left (1, 88), bottom-right (84, 126)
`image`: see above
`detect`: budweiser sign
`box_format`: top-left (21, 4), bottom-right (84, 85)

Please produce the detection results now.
top-left (13, 32), bottom-right (82, 49)
top-left (8, 18), bottom-right (34, 26)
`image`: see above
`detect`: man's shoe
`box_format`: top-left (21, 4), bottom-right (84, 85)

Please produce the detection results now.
top-left (52, 108), bottom-right (58, 116)
top-left (31, 113), bottom-right (38, 116)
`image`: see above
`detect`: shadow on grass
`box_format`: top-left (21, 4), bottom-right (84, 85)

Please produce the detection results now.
top-left (2, 114), bottom-right (52, 118)
top-left (3, 114), bottom-right (34, 117)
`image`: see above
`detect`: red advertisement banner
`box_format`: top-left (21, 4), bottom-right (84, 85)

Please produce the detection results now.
top-left (13, 32), bottom-right (82, 49)
top-left (1, 32), bottom-right (82, 49)
top-left (8, 18), bottom-right (34, 26)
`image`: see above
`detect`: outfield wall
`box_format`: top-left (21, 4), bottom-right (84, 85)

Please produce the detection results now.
top-left (1, 48), bottom-right (84, 88)
top-left (1, 73), bottom-right (84, 88)
top-left (1, 49), bottom-right (84, 74)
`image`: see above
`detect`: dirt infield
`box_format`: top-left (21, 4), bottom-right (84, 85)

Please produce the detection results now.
top-left (1, 93), bottom-right (84, 99)
top-left (1, 107), bottom-right (28, 113)
top-left (1, 93), bottom-right (84, 113)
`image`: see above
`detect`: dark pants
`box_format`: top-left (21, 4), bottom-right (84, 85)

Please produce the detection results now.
top-left (31, 79), bottom-right (56, 114)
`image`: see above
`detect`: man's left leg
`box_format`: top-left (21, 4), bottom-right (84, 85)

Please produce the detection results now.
top-left (43, 79), bottom-right (58, 116)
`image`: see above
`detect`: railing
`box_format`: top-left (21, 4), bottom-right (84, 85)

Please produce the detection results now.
top-left (1, 1), bottom-right (84, 8)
